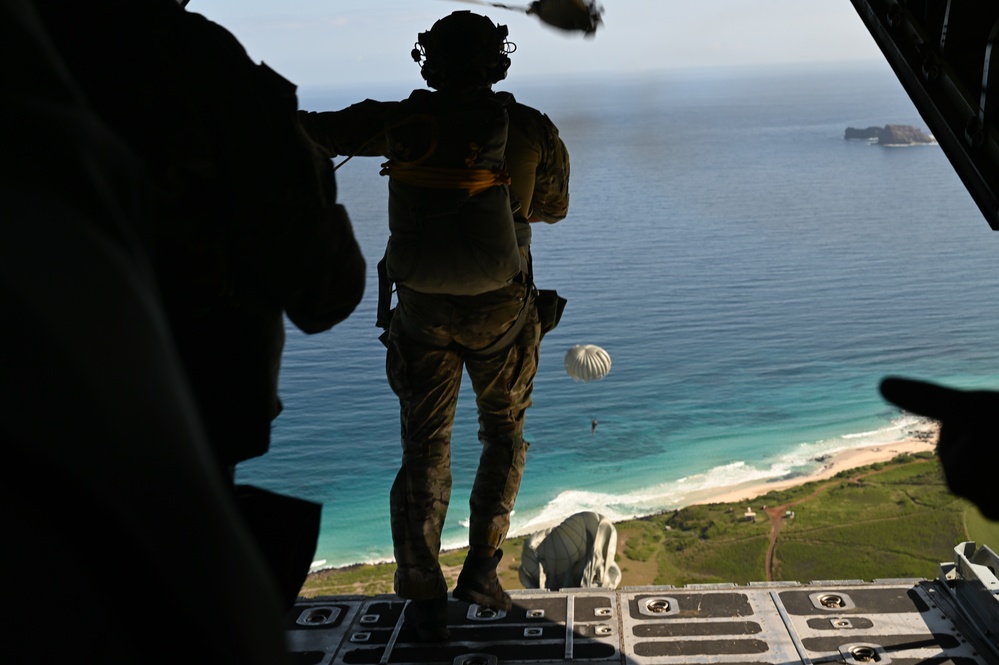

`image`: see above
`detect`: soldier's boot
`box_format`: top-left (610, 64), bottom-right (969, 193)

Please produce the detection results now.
top-left (407, 596), bottom-right (450, 642)
top-left (452, 549), bottom-right (512, 611)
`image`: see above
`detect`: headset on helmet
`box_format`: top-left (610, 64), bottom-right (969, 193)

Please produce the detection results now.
top-left (411, 11), bottom-right (516, 89)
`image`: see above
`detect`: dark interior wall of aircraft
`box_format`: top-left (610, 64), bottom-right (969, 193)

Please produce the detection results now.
top-left (849, 0), bottom-right (998, 229)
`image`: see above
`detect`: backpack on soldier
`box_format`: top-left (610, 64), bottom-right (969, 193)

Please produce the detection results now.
top-left (380, 89), bottom-right (521, 296)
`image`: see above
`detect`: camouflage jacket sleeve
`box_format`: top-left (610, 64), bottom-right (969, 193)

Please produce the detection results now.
top-left (506, 101), bottom-right (570, 223)
top-left (296, 99), bottom-right (395, 158)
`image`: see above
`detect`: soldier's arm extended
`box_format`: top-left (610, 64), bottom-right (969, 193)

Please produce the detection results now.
top-left (297, 99), bottom-right (396, 158)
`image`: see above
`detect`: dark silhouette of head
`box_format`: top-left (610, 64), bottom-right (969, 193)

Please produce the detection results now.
top-left (411, 11), bottom-right (514, 90)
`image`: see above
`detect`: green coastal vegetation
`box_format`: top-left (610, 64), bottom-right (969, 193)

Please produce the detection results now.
top-left (299, 452), bottom-right (999, 598)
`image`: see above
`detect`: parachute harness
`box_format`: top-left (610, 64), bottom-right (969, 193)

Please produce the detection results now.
top-left (380, 163), bottom-right (511, 197)
top-left (335, 114), bottom-right (511, 197)
top-left (378, 113), bottom-right (512, 197)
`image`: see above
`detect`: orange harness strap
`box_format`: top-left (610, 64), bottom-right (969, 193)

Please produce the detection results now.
top-left (380, 163), bottom-right (511, 197)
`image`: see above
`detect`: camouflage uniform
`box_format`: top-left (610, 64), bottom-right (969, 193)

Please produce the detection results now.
top-left (299, 91), bottom-right (569, 601)
top-left (387, 283), bottom-right (539, 598)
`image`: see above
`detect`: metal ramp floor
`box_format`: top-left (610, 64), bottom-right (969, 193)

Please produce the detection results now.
top-left (286, 543), bottom-right (998, 665)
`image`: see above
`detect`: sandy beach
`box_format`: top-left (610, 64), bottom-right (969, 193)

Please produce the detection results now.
top-left (501, 420), bottom-right (942, 544)
top-left (304, 420), bottom-right (943, 581)
top-left (684, 422), bottom-right (939, 508)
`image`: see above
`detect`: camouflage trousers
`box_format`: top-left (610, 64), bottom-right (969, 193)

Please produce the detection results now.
top-left (387, 283), bottom-right (540, 600)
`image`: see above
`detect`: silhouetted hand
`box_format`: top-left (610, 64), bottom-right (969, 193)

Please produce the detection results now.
top-left (880, 376), bottom-right (999, 520)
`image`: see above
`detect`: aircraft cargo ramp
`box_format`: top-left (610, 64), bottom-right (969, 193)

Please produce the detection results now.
top-left (284, 542), bottom-right (998, 665)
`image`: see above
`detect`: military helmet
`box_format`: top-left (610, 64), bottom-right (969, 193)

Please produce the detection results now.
top-left (411, 11), bottom-right (515, 89)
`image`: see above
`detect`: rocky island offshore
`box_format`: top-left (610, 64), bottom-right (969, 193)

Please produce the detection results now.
top-left (845, 124), bottom-right (936, 145)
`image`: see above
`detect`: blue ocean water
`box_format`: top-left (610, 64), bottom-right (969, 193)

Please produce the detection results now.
top-left (238, 61), bottom-right (999, 570)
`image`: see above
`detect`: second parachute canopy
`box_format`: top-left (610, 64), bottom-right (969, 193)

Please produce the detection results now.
top-left (564, 344), bottom-right (611, 382)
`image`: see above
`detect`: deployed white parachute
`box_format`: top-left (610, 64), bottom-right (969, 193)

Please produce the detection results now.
top-left (519, 511), bottom-right (622, 590)
top-left (564, 344), bottom-right (611, 382)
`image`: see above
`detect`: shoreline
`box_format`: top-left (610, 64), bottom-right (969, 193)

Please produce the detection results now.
top-left (684, 430), bottom-right (937, 507)
top-left (502, 419), bottom-right (940, 540)
top-left (310, 421), bottom-right (939, 574)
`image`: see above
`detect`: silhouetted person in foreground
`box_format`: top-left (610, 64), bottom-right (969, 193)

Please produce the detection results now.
top-left (35, 0), bottom-right (365, 482)
top-left (880, 376), bottom-right (999, 520)
top-left (299, 10), bottom-right (570, 641)
top-left (4, 1), bottom-right (291, 661)
top-left (33, 0), bottom-right (366, 607)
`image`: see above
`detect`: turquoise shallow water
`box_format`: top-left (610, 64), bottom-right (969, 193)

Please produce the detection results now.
top-left (237, 62), bottom-right (999, 569)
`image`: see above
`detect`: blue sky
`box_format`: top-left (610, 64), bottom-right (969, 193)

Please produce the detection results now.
top-left (193, 1), bottom-right (886, 90)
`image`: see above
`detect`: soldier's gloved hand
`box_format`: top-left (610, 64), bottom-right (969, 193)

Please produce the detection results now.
top-left (879, 376), bottom-right (999, 520)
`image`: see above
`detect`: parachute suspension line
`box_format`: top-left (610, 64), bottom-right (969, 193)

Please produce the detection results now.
top-left (332, 153), bottom-right (358, 172)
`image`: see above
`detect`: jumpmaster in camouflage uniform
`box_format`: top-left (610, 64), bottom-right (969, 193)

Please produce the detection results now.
top-left (299, 83), bottom-right (569, 601)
